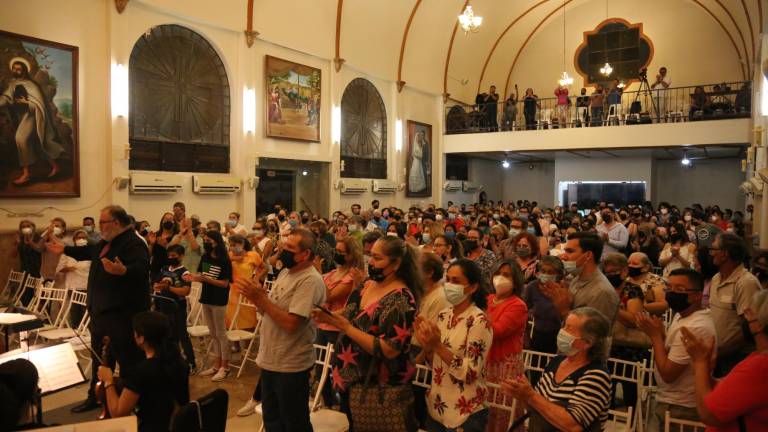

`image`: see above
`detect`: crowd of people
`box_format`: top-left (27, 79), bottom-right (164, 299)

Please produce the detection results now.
top-left (7, 197), bottom-right (768, 432)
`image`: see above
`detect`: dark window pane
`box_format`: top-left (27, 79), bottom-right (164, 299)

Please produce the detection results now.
top-left (446, 155), bottom-right (468, 181)
top-left (340, 78), bottom-right (387, 179)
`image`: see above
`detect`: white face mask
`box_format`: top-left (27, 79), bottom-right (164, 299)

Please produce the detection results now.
top-left (386, 232), bottom-right (398, 237)
top-left (75, 239), bottom-right (88, 247)
top-left (53, 227), bottom-right (63, 236)
top-left (21, 227), bottom-right (33, 235)
top-left (557, 329), bottom-right (581, 356)
top-left (253, 229), bottom-right (265, 237)
top-left (83, 225), bottom-right (94, 233)
top-left (444, 282), bottom-right (468, 305)
top-left (435, 214), bottom-right (443, 221)
top-left (509, 228), bottom-right (522, 237)
top-left (493, 275), bottom-right (514, 296)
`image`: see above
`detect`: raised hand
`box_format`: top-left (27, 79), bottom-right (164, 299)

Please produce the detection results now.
top-left (101, 257), bottom-right (127, 276)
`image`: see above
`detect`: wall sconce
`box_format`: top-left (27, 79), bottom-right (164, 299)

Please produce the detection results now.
top-left (111, 63), bottom-right (128, 118)
top-left (332, 105), bottom-right (341, 143)
top-left (243, 87), bottom-right (256, 134)
top-left (395, 119), bottom-right (403, 152)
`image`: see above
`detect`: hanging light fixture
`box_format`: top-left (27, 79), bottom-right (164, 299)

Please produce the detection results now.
top-left (600, 62), bottom-right (613, 76)
top-left (502, 159), bottom-right (510, 169)
top-left (557, 0), bottom-right (572, 86)
top-left (458, 5), bottom-right (483, 34)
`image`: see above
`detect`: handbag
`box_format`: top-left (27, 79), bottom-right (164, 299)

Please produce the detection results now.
top-left (347, 337), bottom-right (417, 432)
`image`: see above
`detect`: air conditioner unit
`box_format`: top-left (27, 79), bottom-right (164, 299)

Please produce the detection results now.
top-left (444, 180), bottom-right (462, 192)
top-left (130, 172), bottom-right (183, 194)
top-left (372, 180), bottom-right (397, 194)
top-left (338, 179), bottom-right (369, 194)
top-left (193, 175), bottom-right (242, 195)
top-left (749, 176), bottom-right (763, 194)
top-left (739, 181), bottom-right (753, 194)
top-left (462, 181), bottom-right (482, 192)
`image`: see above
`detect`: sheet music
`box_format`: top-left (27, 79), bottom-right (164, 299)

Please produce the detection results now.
top-left (0, 312), bottom-right (37, 324)
top-left (0, 343), bottom-right (85, 394)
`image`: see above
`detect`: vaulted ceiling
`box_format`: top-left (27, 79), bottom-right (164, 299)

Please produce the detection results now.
top-left (249, 0), bottom-right (763, 101)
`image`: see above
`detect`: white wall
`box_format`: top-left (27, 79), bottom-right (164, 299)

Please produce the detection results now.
top-left (653, 158), bottom-right (745, 210)
top-left (554, 155), bottom-right (653, 205)
top-left (503, 162), bottom-right (556, 207)
top-left (441, 158), bottom-right (504, 207)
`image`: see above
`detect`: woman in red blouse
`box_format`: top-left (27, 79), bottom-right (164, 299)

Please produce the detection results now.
top-left (485, 258), bottom-right (528, 432)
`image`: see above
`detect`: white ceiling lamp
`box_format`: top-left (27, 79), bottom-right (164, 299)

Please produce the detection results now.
top-left (557, 0), bottom-right (573, 86)
top-left (458, 5), bottom-right (483, 34)
top-left (681, 152), bottom-right (691, 166)
top-left (600, 62), bottom-right (613, 77)
top-left (502, 159), bottom-right (510, 169)
top-left (617, 80), bottom-right (626, 88)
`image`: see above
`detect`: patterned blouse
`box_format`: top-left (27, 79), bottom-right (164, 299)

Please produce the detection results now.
top-left (426, 305), bottom-right (493, 428)
top-left (332, 281), bottom-right (417, 392)
top-left (630, 272), bottom-right (665, 305)
top-left (469, 249), bottom-right (498, 292)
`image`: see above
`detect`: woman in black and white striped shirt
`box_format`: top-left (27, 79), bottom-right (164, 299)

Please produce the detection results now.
top-left (503, 307), bottom-right (612, 431)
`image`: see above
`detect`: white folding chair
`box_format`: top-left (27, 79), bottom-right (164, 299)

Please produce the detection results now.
top-left (663, 309), bottom-right (675, 329)
top-left (187, 282), bottom-right (210, 353)
top-left (187, 282), bottom-right (203, 326)
top-left (663, 411), bottom-right (706, 432)
top-left (605, 104), bottom-right (624, 125)
top-left (2, 270), bottom-right (26, 300)
top-left (606, 406), bottom-right (634, 432)
top-left (38, 290), bottom-right (89, 341)
top-left (486, 381), bottom-right (520, 431)
top-left (36, 285), bottom-right (69, 327)
top-left (573, 106), bottom-right (589, 127)
top-left (522, 349), bottom-right (557, 374)
top-left (640, 350), bottom-right (658, 431)
top-left (226, 294), bottom-right (260, 377)
top-left (537, 109), bottom-right (553, 130)
top-left (14, 275), bottom-right (43, 307)
top-left (607, 357), bottom-right (647, 432)
top-left (412, 363), bottom-right (431, 388)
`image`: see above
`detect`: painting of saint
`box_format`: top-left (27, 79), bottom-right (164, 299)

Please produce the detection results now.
top-left (406, 121), bottom-right (432, 197)
top-left (0, 30), bottom-right (78, 197)
top-left (265, 55), bottom-right (321, 142)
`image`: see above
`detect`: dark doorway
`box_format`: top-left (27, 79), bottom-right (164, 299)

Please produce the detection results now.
top-left (257, 169), bottom-right (294, 217)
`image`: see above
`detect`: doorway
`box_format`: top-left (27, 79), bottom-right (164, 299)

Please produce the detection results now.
top-left (256, 169), bottom-right (294, 217)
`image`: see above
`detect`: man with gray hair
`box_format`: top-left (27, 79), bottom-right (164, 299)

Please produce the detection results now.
top-left (234, 228), bottom-right (326, 430)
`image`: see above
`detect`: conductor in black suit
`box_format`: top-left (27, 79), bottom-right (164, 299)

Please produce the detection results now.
top-left (71, 205), bottom-right (151, 413)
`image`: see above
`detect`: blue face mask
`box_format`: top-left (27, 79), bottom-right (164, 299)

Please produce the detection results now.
top-left (557, 329), bottom-right (581, 356)
top-left (443, 282), bottom-right (468, 305)
top-left (537, 273), bottom-right (558, 284)
top-left (445, 231), bottom-right (456, 239)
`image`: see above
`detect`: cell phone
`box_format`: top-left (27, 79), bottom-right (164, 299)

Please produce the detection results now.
top-left (313, 303), bottom-right (333, 315)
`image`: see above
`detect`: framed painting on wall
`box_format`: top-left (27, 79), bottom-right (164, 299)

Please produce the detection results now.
top-left (406, 120), bottom-right (431, 197)
top-left (0, 30), bottom-right (79, 197)
top-left (265, 55), bottom-right (321, 142)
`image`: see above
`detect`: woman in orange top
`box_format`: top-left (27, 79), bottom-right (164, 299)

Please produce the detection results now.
top-left (316, 236), bottom-right (365, 407)
top-left (485, 258), bottom-right (529, 432)
top-left (226, 235), bottom-right (264, 330)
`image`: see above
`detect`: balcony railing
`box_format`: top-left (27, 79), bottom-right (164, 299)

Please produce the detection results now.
top-left (445, 81), bottom-right (752, 134)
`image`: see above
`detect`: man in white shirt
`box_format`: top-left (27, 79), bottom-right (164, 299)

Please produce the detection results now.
top-left (596, 208), bottom-right (628, 256)
top-left (651, 66), bottom-right (671, 121)
top-left (637, 268), bottom-right (716, 431)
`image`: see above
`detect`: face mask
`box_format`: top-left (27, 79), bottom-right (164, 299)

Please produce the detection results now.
top-left (493, 275), bottom-right (514, 296)
top-left (445, 231), bottom-right (456, 239)
top-left (527, 227), bottom-right (536, 235)
top-left (348, 224), bottom-right (358, 232)
top-left (448, 213), bottom-right (456, 220)
top-left (627, 266), bottom-right (643, 278)
top-left (289, 220), bottom-right (298, 227)
top-left (603, 214), bottom-right (613, 224)
top-left (83, 225), bottom-right (94, 233)
top-left (330, 252), bottom-right (346, 266)
top-left (253, 229), bottom-right (265, 237)
top-left (493, 214), bottom-right (500, 220)
top-left (670, 234), bottom-right (682, 243)
top-left (516, 247), bottom-right (531, 258)
top-left (279, 249), bottom-right (298, 269)
top-left (557, 329), bottom-right (581, 356)
top-left (232, 246), bottom-right (244, 254)
top-left (665, 291), bottom-right (692, 313)
top-left (53, 227), bottom-right (63, 236)
top-left (203, 243), bottom-right (214, 253)
top-left (684, 215), bottom-right (692, 222)
top-left (538, 273), bottom-right (558, 284)
top-left (75, 239), bottom-right (88, 247)
top-left (463, 239), bottom-right (478, 252)
top-left (278, 215), bottom-right (286, 222)
top-left (21, 227), bottom-right (33, 235)
top-left (422, 234), bottom-right (431, 244)
top-left (563, 259), bottom-right (583, 276)
top-left (509, 228), bottom-right (521, 237)
top-left (141, 228), bottom-right (150, 237)
top-left (444, 282), bottom-right (468, 305)
top-left (162, 221), bottom-right (174, 230)
top-left (167, 257), bottom-right (180, 266)
top-left (435, 214), bottom-right (443, 221)
top-left (368, 264), bottom-right (389, 282)
top-left (726, 228), bottom-right (735, 233)
top-left (301, 217), bottom-right (310, 224)
top-left (606, 273), bottom-right (624, 288)
top-left (226, 220), bottom-right (237, 227)
top-left (386, 231), bottom-right (398, 237)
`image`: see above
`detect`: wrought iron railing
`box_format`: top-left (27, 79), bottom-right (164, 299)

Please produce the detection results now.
top-left (444, 81), bottom-right (752, 134)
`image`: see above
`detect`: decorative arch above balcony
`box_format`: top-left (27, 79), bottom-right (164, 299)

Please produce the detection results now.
top-left (573, 18), bottom-right (654, 88)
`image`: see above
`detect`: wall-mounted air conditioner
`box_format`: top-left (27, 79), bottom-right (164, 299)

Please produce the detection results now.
top-left (130, 172), bottom-right (183, 194)
top-left (749, 176), bottom-right (763, 194)
top-left (193, 175), bottom-right (242, 195)
top-left (444, 180), bottom-right (462, 192)
top-left (372, 180), bottom-right (397, 194)
top-left (462, 181), bottom-right (482, 192)
top-left (338, 179), bottom-right (369, 194)
top-left (739, 181), bottom-right (753, 195)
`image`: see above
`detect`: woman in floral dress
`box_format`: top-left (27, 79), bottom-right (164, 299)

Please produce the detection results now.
top-left (414, 259), bottom-right (493, 432)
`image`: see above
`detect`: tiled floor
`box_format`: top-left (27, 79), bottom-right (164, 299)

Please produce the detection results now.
top-left (41, 359), bottom-right (264, 431)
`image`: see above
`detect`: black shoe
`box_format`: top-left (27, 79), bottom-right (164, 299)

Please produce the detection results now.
top-left (70, 398), bottom-right (100, 413)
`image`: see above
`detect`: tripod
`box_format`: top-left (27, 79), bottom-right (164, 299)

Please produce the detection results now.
top-left (633, 76), bottom-right (658, 120)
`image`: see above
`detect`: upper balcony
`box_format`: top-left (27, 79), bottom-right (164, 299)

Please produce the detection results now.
top-left (443, 81), bottom-right (752, 153)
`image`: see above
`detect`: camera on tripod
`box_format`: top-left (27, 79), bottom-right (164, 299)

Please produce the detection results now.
top-left (638, 67), bottom-right (648, 81)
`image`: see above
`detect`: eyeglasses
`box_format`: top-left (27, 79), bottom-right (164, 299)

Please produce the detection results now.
top-left (99, 219), bottom-right (115, 225)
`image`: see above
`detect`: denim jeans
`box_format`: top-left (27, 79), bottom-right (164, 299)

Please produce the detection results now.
top-left (261, 368), bottom-right (313, 432)
top-left (426, 409), bottom-right (488, 432)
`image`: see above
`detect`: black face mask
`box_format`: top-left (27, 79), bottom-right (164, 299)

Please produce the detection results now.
top-left (167, 257), bottom-right (180, 266)
top-left (279, 249), bottom-right (297, 269)
top-left (606, 273), bottom-right (624, 288)
top-left (140, 228), bottom-right (149, 237)
top-left (301, 217), bottom-right (309, 224)
top-left (463, 239), bottom-right (478, 252)
top-left (333, 252), bottom-right (346, 266)
top-left (203, 243), bottom-right (214, 254)
top-left (628, 267), bottom-right (644, 278)
top-left (670, 234), bottom-right (682, 243)
top-left (162, 221), bottom-right (174, 230)
top-left (277, 215), bottom-right (286, 222)
top-left (456, 233), bottom-right (467, 242)
top-left (603, 215), bottom-right (613, 224)
top-left (368, 265), bottom-right (388, 282)
top-left (665, 291), bottom-right (692, 313)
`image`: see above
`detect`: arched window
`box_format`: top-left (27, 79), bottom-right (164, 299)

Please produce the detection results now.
top-left (129, 24), bottom-right (230, 173)
top-left (340, 78), bottom-right (387, 179)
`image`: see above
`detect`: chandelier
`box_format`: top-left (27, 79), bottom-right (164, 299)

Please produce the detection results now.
top-left (558, 71), bottom-right (574, 86)
top-left (557, 0), bottom-right (572, 86)
top-left (458, 6), bottom-right (483, 34)
top-left (600, 62), bottom-right (613, 76)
